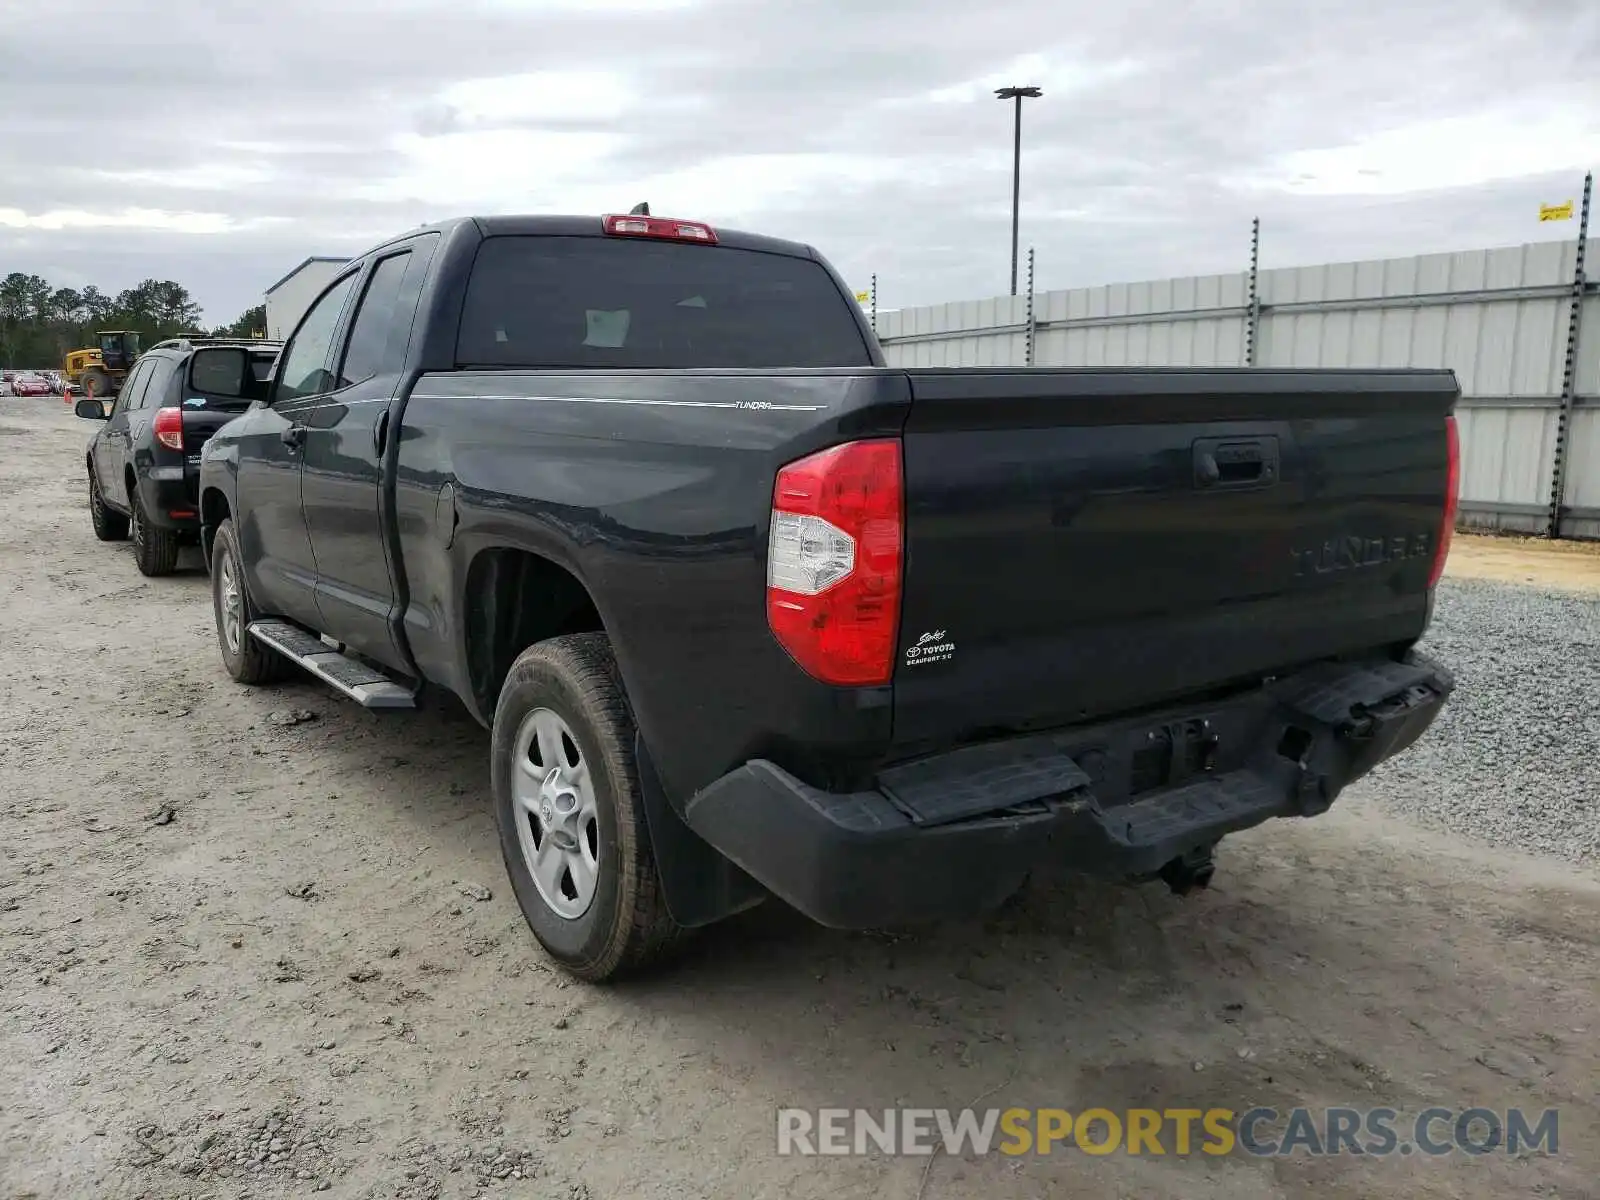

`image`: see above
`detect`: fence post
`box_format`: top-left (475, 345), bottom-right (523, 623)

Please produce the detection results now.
top-left (1245, 216), bottom-right (1261, 367)
top-left (1025, 247), bottom-right (1036, 366)
top-left (1548, 171), bottom-right (1592, 539)
top-left (870, 274), bottom-right (878, 336)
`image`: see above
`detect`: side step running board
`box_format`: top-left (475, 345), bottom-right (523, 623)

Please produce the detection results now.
top-left (248, 619), bottom-right (416, 709)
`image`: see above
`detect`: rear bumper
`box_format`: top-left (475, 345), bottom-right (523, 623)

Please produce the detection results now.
top-left (137, 467), bottom-right (200, 531)
top-left (681, 653), bottom-right (1452, 928)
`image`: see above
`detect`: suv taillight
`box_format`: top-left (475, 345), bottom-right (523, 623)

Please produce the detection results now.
top-left (153, 407), bottom-right (184, 452)
top-left (1428, 414), bottom-right (1460, 589)
top-left (766, 439), bottom-right (903, 686)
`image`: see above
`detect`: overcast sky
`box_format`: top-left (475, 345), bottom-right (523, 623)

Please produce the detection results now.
top-left (2, 0), bottom-right (1597, 325)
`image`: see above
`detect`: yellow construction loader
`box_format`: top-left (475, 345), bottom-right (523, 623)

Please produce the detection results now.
top-left (63, 330), bottom-right (143, 398)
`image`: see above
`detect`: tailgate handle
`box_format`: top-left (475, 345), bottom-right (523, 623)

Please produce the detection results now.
top-left (1195, 437), bottom-right (1277, 489)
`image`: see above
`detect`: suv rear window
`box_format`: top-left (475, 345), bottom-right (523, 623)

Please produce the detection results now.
top-left (185, 349), bottom-right (281, 408)
top-left (456, 236), bottom-right (873, 370)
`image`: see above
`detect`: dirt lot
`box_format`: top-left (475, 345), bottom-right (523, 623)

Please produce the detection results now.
top-left (2, 402), bottom-right (1597, 1200)
top-left (1445, 531), bottom-right (1600, 593)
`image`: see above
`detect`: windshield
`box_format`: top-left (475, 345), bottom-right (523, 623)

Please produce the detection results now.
top-left (456, 236), bottom-right (873, 370)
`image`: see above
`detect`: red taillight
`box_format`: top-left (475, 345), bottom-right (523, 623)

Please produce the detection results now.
top-left (601, 214), bottom-right (718, 244)
top-left (1428, 414), bottom-right (1460, 589)
top-left (766, 439), bottom-right (903, 686)
top-left (153, 407), bottom-right (184, 452)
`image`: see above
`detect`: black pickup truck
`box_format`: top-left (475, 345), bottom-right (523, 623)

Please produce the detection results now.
top-left (197, 212), bottom-right (1458, 980)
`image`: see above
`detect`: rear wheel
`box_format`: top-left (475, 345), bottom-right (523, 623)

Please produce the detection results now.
top-left (88, 468), bottom-right (128, 541)
top-left (211, 518), bottom-right (291, 685)
top-left (129, 485), bottom-right (180, 576)
top-left (491, 633), bottom-right (682, 982)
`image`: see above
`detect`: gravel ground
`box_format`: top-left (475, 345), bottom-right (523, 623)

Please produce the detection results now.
top-left (2, 402), bottom-right (1597, 1200)
top-left (1373, 578), bottom-right (1600, 864)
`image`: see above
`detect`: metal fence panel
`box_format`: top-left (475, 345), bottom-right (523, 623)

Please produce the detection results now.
top-left (877, 238), bottom-right (1598, 539)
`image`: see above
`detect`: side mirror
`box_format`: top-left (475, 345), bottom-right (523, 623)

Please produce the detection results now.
top-left (74, 398), bottom-right (108, 420)
top-left (188, 346), bottom-right (250, 398)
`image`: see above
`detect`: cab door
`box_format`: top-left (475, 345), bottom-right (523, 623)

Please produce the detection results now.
top-left (300, 237), bottom-right (436, 670)
top-left (233, 270), bottom-right (360, 626)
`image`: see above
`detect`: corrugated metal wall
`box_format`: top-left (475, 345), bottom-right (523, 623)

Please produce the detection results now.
top-left (876, 240), bottom-right (1598, 539)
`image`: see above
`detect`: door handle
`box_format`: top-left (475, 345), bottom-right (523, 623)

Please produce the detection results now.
top-left (281, 426), bottom-right (306, 449)
top-left (374, 410), bottom-right (389, 458)
top-left (1193, 436), bottom-right (1278, 489)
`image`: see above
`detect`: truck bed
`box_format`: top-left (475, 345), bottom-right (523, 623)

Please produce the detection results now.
top-left (392, 363), bottom-right (1456, 808)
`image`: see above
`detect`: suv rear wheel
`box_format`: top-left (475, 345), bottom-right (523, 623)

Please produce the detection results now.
top-left (129, 484), bottom-right (180, 576)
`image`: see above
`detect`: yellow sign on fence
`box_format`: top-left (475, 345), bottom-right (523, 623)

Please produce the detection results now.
top-left (1539, 201), bottom-right (1574, 222)
top-left (855, 290), bottom-right (871, 304)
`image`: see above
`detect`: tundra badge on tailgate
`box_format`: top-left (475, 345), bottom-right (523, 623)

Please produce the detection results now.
top-left (1291, 532), bottom-right (1432, 578)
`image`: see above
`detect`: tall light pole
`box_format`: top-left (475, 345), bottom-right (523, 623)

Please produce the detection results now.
top-left (994, 85), bottom-right (1042, 296)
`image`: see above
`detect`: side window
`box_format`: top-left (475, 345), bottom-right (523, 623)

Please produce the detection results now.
top-left (109, 361), bottom-right (150, 417)
top-left (337, 252), bottom-right (412, 389)
top-left (276, 273), bottom-right (358, 404)
top-left (137, 359), bottom-right (176, 410)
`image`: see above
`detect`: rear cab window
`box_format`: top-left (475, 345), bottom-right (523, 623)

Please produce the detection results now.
top-left (339, 253), bottom-right (413, 388)
top-left (455, 236), bottom-right (873, 369)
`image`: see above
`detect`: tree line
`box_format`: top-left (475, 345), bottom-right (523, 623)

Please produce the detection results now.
top-left (0, 271), bottom-right (265, 369)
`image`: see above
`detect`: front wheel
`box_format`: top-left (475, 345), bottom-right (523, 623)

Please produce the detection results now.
top-left (211, 518), bottom-right (291, 685)
top-left (89, 468), bottom-right (128, 541)
top-left (491, 633), bottom-right (682, 982)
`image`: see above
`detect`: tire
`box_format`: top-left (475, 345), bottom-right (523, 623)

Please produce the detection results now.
top-left (491, 633), bottom-right (683, 982)
top-left (88, 467), bottom-right (129, 541)
top-left (211, 518), bottom-right (292, 685)
top-left (129, 484), bottom-right (180, 577)
top-left (81, 367), bottom-right (110, 400)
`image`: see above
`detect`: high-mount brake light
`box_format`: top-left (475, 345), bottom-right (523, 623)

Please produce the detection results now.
top-left (1428, 414), bottom-right (1460, 589)
top-left (766, 439), bottom-right (903, 687)
top-left (153, 406), bottom-right (184, 452)
top-left (602, 214), bottom-right (718, 244)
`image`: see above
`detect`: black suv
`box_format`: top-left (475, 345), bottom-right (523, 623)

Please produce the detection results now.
top-left (77, 338), bottom-right (282, 576)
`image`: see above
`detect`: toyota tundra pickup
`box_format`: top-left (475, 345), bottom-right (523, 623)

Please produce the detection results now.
top-left (196, 212), bottom-right (1458, 981)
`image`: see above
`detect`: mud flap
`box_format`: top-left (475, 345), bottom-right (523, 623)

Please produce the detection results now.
top-left (635, 734), bottom-right (768, 929)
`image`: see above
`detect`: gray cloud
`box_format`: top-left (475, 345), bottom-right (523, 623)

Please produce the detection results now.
top-left (2, 0), bottom-right (1595, 326)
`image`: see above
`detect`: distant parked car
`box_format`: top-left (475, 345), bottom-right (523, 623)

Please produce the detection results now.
top-left (10, 373), bottom-right (50, 396)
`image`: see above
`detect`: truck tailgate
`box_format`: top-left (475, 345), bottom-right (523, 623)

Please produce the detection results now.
top-left (892, 368), bottom-right (1458, 751)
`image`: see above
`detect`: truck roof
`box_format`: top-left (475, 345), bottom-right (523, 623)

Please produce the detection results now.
top-left (365, 215), bottom-right (820, 262)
